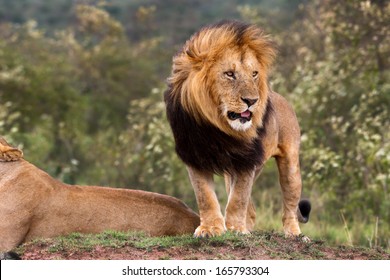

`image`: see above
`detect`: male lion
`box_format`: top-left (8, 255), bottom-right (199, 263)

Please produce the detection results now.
top-left (164, 20), bottom-right (311, 238)
top-left (0, 138), bottom-right (199, 254)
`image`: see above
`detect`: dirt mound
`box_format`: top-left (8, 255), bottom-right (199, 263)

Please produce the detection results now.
top-left (13, 231), bottom-right (390, 260)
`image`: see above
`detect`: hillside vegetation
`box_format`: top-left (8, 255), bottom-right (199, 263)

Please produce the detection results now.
top-left (0, 0), bottom-right (389, 250)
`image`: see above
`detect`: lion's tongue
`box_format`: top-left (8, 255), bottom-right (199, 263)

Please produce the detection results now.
top-left (240, 110), bottom-right (251, 118)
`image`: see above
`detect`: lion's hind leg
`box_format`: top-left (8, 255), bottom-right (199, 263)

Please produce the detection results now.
top-left (0, 137), bottom-right (23, 162)
top-left (275, 153), bottom-right (304, 237)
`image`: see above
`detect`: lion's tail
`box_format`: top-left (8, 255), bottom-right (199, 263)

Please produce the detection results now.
top-left (297, 199), bottom-right (311, 223)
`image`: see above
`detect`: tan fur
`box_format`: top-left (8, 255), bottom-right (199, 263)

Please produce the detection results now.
top-left (167, 22), bottom-right (306, 238)
top-left (0, 144), bottom-right (199, 251)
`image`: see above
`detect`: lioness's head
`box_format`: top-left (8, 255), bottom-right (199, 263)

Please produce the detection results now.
top-left (168, 20), bottom-right (276, 139)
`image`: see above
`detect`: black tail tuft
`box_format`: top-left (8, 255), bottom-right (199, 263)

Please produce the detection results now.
top-left (298, 199), bottom-right (311, 223)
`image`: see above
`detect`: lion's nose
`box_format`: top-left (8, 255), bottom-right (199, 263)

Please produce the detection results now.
top-left (241, 97), bottom-right (258, 107)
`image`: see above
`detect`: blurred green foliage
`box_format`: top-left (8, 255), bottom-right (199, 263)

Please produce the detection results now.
top-left (0, 0), bottom-right (389, 249)
top-left (269, 0), bottom-right (390, 248)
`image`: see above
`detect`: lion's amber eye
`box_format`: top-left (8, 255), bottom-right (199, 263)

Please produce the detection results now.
top-left (224, 71), bottom-right (236, 79)
top-left (252, 71), bottom-right (259, 78)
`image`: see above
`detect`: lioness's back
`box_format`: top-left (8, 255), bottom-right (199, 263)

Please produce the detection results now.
top-left (0, 158), bottom-right (199, 251)
top-left (31, 185), bottom-right (199, 238)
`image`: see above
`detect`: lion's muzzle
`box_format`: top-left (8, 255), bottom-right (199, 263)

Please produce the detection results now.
top-left (227, 110), bottom-right (253, 123)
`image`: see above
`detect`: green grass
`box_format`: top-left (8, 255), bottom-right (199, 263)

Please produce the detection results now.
top-left (20, 231), bottom-right (245, 253)
top-left (16, 229), bottom-right (389, 260)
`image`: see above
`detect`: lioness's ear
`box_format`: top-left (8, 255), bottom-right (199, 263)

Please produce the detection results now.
top-left (0, 137), bottom-right (23, 161)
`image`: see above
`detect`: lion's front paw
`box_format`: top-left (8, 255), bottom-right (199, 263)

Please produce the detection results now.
top-left (194, 225), bottom-right (226, 238)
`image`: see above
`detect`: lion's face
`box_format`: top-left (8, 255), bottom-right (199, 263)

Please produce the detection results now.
top-left (168, 21), bottom-right (275, 140)
top-left (212, 48), bottom-right (264, 132)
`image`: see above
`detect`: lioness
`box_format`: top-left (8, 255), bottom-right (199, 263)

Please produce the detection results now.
top-left (165, 20), bottom-right (311, 238)
top-left (0, 138), bottom-right (200, 253)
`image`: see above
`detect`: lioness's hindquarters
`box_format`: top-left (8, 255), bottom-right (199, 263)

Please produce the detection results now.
top-left (165, 20), bottom-right (310, 237)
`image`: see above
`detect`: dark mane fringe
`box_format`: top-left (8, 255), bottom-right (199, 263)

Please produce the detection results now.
top-left (164, 86), bottom-right (273, 175)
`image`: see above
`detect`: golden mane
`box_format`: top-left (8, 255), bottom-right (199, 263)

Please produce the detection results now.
top-left (167, 20), bottom-right (276, 138)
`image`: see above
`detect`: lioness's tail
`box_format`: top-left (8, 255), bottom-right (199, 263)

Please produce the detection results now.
top-left (297, 199), bottom-right (311, 223)
top-left (0, 137), bottom-right (23, 162)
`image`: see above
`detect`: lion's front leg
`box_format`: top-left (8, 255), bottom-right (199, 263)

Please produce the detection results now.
top-left (224, 169), bottom-right (255, 234)
top-left (187, 167), bottom-right (225, 238)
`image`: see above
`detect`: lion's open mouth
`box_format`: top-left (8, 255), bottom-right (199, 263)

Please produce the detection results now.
top-left (227, 110), bottom-right (252, 123)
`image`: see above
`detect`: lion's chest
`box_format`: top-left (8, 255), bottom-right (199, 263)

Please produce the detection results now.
top-left (165, 94), bottom-right (265, 175)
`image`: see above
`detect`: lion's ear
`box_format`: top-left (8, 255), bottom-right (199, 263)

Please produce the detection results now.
top-left (183, 46), bottom-right (205, 71)
top-left (252, 36), bottom-right (277, 71)
top-left (184, 46), bottom-right (199, 63)
top-left (185, 48), bottom-right (195, 59)
top-left (239, 25), bottom-right (277, 70)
